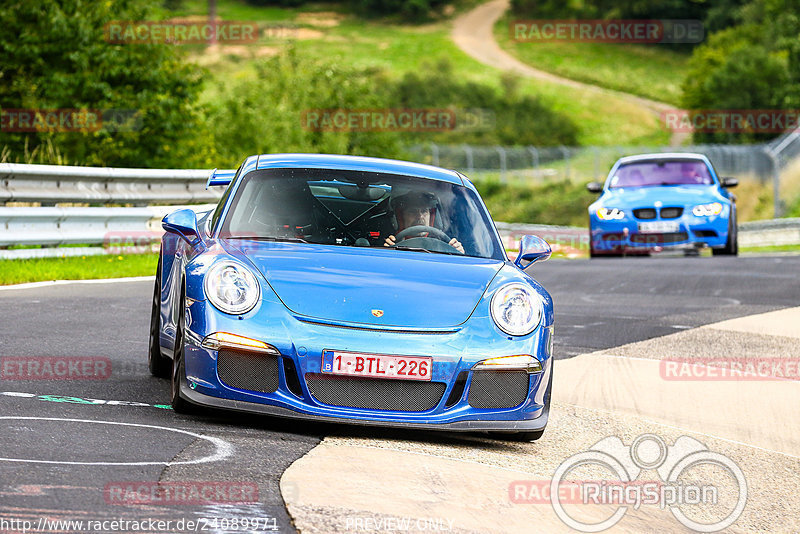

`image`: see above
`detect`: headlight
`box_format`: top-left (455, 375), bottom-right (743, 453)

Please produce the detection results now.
top-left (490, 283), bottom-right (543, 336)
top-left (596, 207), bottom-right (625, 220)
top-left (692, 202), bottom-right (723, 217)
top-left (204, 261), bottom-right (260, 315)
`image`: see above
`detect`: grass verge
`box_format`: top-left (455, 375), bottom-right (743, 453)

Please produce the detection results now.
top-left (494, 14), bottom-right (689, 106)
top-left (180, 1), bottom-right (670, 146)
top-left (0, 253), bottom-right (158, 286)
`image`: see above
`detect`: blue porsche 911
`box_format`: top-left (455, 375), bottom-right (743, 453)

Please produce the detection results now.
top-left (587, 153), bottom-right (738, 257)
top-left (148, 154), bottom-right (554, 441)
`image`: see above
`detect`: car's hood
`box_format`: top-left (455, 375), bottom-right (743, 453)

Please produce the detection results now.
top-left (599, 185), bottom-right (721, 207)
top-left (226, 241), bottom-right (504, 328)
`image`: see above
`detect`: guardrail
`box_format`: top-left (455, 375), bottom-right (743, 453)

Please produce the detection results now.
top-left (2, 209), bottom-right (797, 260)
top-left (0, 163), bottom-right (221, 205)
top-left (0, 205), bottom-right (214, 260)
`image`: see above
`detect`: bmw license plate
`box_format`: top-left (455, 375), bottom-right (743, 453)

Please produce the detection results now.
top-left (638, 221), bottom-right (680, 233)
top-left (321, 350), bottom-right (432, 381)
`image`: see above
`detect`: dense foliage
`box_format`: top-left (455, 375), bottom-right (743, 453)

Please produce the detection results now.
top-left (0, 0), bottom-right (215, 167)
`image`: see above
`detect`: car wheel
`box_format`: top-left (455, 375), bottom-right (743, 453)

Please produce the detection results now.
top-left (171, 291), bottom-right (197, 414)
top-left (148, 256), bottom-right (171, 378)
top-left (713, 208), bottom-right (738, 256)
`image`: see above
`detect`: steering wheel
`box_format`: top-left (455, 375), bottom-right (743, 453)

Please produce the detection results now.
top-left (395, 225), bottom-right (450, 243)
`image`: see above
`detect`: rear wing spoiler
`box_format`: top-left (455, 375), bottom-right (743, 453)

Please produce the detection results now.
top-left (206, 168), bottom-right (237, 189)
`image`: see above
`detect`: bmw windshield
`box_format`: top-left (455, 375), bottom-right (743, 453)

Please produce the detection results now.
top-left (609, 160), bottom-right (714, 188)
top-left (218, 168), bottom-right (505, 260)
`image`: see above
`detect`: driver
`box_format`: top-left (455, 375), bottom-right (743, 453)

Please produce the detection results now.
top-left (383, 190), bottom-right (464, 253)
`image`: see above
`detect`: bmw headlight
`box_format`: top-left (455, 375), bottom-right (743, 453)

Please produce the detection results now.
top-left (596, 207), bottom-right (625, 220)
top-left (692, 202), bottom-right (723, 217)
top-left (490, 283), bottom-right (543, 336)
top-left (204, 261), bottom-right (260, 315)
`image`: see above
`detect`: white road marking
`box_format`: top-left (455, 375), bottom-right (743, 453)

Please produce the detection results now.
top-left (0, 417), bottom-right (232, 466)
top-left (0, 276), bottom-right (154, 291)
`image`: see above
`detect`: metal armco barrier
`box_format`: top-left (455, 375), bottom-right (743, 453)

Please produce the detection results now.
top-left (0, 205), bottom-right (214, 259)
top-left (0, 163), bottom-right (222, 205)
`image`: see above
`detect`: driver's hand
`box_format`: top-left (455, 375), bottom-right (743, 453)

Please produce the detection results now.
top-left (384, 235), bottom-right (396, 247)
top-left (449, 238), bottom-right (465, 253)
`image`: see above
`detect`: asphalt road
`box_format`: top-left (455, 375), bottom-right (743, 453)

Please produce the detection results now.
top-left (0, 254), bottom-right (797, 533)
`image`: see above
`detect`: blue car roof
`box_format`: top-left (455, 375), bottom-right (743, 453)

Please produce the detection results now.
top-left (254, 153), bottom-right (464, 185)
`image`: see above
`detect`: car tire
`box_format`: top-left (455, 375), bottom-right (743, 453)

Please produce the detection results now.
top-left (171, 289), bottom-right (198, 415)
top-left (148, 256), bottom-right (171, 378)
top-left (713, 208), bottom-right (738, 256)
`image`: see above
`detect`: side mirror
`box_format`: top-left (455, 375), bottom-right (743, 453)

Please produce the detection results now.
top-left (586, 182), bottom-right (603, 193)
top-left (162, 209), bottom-right (200, 245)
top-left (515, 235), bottom-right (551, 270)
top-left (720, 177), bottom-right (738, 188)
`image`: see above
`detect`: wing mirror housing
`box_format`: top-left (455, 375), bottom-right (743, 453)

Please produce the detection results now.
top-left (514, 235), bottom-right (552, 270)
top-left (162, 209), bottom-right (200, 245)
top-left (720, 177), bottom-right (738, 188)
top-left (586, 182), bottom-right (603, 193)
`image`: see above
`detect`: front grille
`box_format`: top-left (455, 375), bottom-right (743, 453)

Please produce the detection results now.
top-left (468, 371), bottom-right (530, 409)
top-left (659, 207), bottom-right (683, 219)
top-left (305, 374), bottom-right (446, 412)
top-left (633, 208), bottom-right (657, 220)
top-left (217, 348), bottom-right (279, 394)
top-left (630, 232), bottom-right (689, 244)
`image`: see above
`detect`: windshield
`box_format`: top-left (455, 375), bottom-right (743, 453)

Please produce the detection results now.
top-left (609, 160), bottom-right (714, 188)
top-left (219, 168), bottom-right (504, 260)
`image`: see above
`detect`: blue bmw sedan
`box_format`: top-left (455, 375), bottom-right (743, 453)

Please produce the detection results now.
top-left (587, 153), bottom-right (738, 257)
top-left (149, 154), bottom-right (554, 441)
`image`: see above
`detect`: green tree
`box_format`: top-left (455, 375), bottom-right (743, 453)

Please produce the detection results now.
top-left (0, 0), bottom-right (214, 167)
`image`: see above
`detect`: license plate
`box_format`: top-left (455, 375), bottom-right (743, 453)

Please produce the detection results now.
top-left (321, 350), bottom-right (432, 381)
top-left (638, 221), bottom-right (680, 233)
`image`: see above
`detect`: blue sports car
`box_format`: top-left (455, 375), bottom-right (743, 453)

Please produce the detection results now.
top-left (587, 153), bottom-right (738, 257)
top-left (148, 154), bottom-right (554, 441)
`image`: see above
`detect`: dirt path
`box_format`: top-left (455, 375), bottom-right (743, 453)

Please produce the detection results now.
top-left (451, 0), bottom-right (688, 146)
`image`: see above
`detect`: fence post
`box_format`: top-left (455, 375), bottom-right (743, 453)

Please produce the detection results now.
top-left (764, 147), bottom-right (782, 218)
top-left (496, 146), bottom-right (507, 182)
top-left (527, 146), bottom-right (539, 180)
top-left (431, 143), bottom-right (439, 167)
top-left (559, 146), bottom-right (570, 180)
top-left (463, 144), bottom-right (474, 174)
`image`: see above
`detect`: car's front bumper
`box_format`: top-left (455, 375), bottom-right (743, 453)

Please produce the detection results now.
top-left (590, 210), bottom-right (730, 253)
top-left (178, 300), bottom-right (553, 433)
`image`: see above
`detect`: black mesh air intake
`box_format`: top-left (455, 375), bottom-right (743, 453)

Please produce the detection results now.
top-left (282, 357), bottom-right (304, 398)
top-left (468, 371), bottom-right (530, 409)
top-left (305, 374), bottom-right (446, 412)
top-left (633, 208), bottom-right (657, 219)
top-left (445, 371), bottom-right (468, 408)
top-left (659, 207), bottom-right (683, 219)
top-left (217, 349), bottom-right (279, 394)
